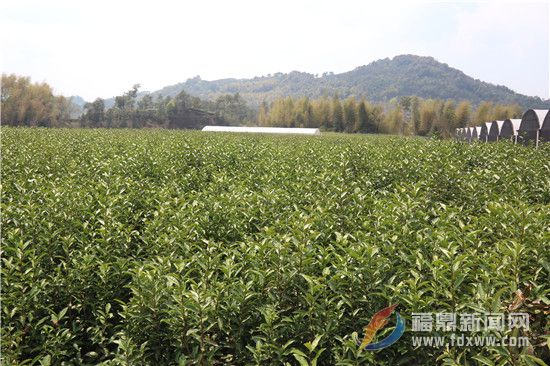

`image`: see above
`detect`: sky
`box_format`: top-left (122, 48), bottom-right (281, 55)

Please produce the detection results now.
top-left (1, 0), bottom-right (549, 101)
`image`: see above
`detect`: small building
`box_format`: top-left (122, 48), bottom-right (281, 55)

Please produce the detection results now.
top-left (518, 109), bottom-right (549, 147)
top-left (499, 119), bottom-right (522, 142)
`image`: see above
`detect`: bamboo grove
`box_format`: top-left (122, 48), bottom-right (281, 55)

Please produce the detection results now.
top-left (257, 95), bottom-right (522, 138)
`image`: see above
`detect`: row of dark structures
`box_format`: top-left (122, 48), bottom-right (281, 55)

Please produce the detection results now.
top-left (455, 109), bottom-right (550, 148)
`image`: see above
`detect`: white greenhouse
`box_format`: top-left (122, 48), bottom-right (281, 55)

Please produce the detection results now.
top-left (202, 126), bottom-right (321, 135)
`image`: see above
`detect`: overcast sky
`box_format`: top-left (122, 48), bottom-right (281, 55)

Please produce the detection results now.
top-left (2, 0), bottom-right (549, 101)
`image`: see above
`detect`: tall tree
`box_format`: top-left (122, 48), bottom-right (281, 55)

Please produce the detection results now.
top-left (313, 96), bottom-right (331, 130)
top-left (354, 99), bottom-right (368, 133)
top-left (343, 97), bottom-right (356, 133)
top-left (455, 101), bottom-right (472, 128)
top-left (473, 101), bottom-right (493, 125)
top-left (410, 96), bottom-right (421, 135)
top-left (418, 100), bottom-right (437, 136)
top-left (331, 95), bottom-right (344, 132)
top-left (439, 100), bottom-right (456, 137)
top-left (82, 98), bottom-right (105, 127)
top-left (367, 103), bottom-right (383, 133)
top-left (398, 96), bottom-right (413, 134)
top-left (382, 105), bottom-right (404, 134)
top-left (258, 100), bottom-right (269, 126)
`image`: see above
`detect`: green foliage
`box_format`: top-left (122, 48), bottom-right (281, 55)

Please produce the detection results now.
top-left (354, 99), bottom-right (369, 133)
top-left (1, 74), bottom-right (77, 127)
top-left (83, 88), bottom-right (239, 129)
top-left (342, 97), bottom-right (356, 133)
top-left (258, 95), bottom-right (519, 137)
top-left (332, 96), bottom-right (344, 132)
top-left (2, 128), bottom-right (549, 365)
top-left (148, 55), bottom-right (550, 109)
top-left (3, 72), bottom-right (527, 138)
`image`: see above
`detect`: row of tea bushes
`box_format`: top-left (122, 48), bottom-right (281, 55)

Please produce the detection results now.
top-left (2, 128), bottom-right (549, 365)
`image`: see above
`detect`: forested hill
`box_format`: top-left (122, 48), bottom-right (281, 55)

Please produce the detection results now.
top-left (150, 55), bottom-right (549, 108)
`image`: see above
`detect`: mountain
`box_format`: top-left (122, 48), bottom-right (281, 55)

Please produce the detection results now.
top-left (67, 95), bottom-right (87, 118)
top-left (148, 55), bottom-right (549, 109)
top-left (69, 95), bottom-right (87, 107)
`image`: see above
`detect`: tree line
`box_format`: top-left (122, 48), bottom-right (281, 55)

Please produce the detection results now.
top-left (1, 74), bottom-right (255, 128)
top-left (81, 85), bottom-right (256, 129)
top-left (2, 73), bottom-right (522, 137)
top-left (259, 95), bottom-right (522, 138)
top-left (1, 74), bottom-right (78, 127)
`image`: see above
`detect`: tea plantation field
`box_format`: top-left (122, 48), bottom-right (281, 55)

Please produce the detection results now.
top-left (2, 128), bottom-right (549, 365)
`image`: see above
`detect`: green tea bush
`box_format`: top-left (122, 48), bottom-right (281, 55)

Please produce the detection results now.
top-left (2, 128), bottom-right (549, 365)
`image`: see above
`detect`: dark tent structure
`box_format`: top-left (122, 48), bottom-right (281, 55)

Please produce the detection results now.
top-left (541, 111), bottom-right (550, 142)
top-left (498, 118), bottom-right (521, 143)
top-left (465, 127), bottom-right (473, 143)
top-left (479, 123), bottom-right (492, 142)
top-left (488, 120), bottom-right (504, 141)
top-left (519, 109), bottom-right (549, 147)
top-left (472, 126), bottom-right (482, 141)
top-left (499, 119), bottom-right (521, 142)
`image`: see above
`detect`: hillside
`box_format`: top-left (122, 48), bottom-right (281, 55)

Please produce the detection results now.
top-left (149, 55), bottom-right (549, 108)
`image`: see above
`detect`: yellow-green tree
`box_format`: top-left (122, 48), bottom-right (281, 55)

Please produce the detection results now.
top-left (418, 99), bottom-right (438, 136)
top-left (312, 97), bottom-right (331, 130)
top-left (1, 73), bottom-right (69, 127)
top-left (473, 101), bottom-right (493, 125)
top-left (354, 99), bottom-right (368, 133)
top-left (343, 97), bottom-right (356, 133)
top-left (455, 101), bottom-right (472, 128)
top-left (331, 95), bottom-right (344, 132)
